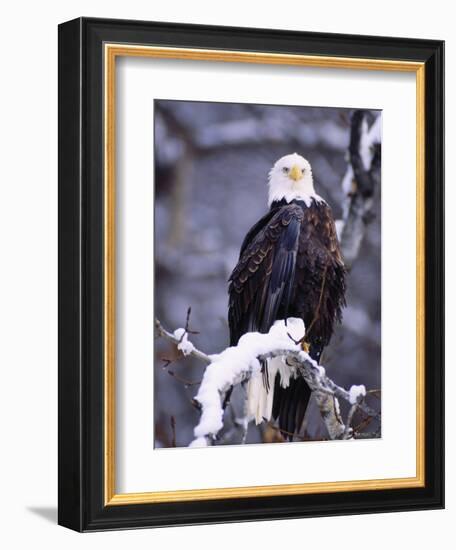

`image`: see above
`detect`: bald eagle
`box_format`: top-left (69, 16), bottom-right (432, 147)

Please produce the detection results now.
top-left (228, 153), bottom-right (346, 441)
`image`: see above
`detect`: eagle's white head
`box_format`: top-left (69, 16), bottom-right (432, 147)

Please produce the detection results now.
top-left (268, 153), bottom-right (323, 207)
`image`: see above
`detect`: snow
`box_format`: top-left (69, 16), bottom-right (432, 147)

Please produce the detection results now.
top-left (348, 384), bottom-right (366, 405)
top-left (368, 115), bottom-right (382, 146)
top-left (340, 114), bottom-right (381, 203)
top-left (359, 117), bottom-right (371, 170)
top-left (173, 328), bottom-right (195, 356)
top-left (189, 318), bottom-right (307, 445)
top-left (335, 219), bottom-right (345, 240)
top-left (360, 114), bottom-right (381, 171)
top-left (341, 164), bottom-right (354, 195)
top-left (188, 437), bottom-right (208, 448)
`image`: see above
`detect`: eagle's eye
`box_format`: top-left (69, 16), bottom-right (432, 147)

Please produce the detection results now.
top-left (282, 167), bottom-right (289, 174)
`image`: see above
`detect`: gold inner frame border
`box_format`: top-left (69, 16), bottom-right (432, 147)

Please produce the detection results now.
top-left (103, 44), bottom-right (425, 506)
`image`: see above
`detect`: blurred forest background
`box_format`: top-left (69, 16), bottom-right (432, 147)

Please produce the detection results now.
top-left (154, 100), bottom-right (381, 448)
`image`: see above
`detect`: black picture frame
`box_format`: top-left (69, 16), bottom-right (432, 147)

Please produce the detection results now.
top-left (58, 17), bottom-right (444, 532)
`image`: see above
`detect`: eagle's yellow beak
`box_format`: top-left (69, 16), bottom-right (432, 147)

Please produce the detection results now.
top-left (289, 164), bottom-right (303, 182)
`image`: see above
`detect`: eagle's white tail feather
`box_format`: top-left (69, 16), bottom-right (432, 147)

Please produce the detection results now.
top-left (247, 357), bottom-right (294, 425)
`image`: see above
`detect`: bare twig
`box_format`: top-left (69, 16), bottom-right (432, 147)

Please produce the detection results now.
top-left (353, 412), bottom-right (374, 434)
top-left (183, 306), bottom-right (199, 336)
top-left (163, 366), bottom-right (201, 388)
top-left (155, 319), bottom-right (210, 364)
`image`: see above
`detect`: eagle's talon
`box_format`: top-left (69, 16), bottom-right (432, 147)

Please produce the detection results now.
top-left (301, 341), bottom-right (310, 353)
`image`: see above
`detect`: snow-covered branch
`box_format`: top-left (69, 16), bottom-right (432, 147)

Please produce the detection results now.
top-left (156, 319), bottom-right (211, 364)
top-left (337, 110), bottom-right (381, 268)
top-left (155, 317), bottom-right (379, 446)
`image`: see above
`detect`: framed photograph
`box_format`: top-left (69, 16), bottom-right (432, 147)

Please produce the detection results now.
top-left (58, 17), bottom-right (444, 531)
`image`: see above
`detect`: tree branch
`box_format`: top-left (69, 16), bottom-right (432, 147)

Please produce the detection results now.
top-left (156, 319), bottom-right (210, 364)
top-left (337, 110), bottom-right (381, 268)
top-left (155, 317), bottom-right (380, 446)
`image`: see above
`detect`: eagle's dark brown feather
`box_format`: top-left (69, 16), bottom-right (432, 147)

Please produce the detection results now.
top-left (228, 203), bottom-right (304, 346)
top-left (228, 198), bottom-right (346, 440)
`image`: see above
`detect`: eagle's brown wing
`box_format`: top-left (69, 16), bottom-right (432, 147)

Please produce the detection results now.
top-left (294, 201), bottom-right (346, 355)
top-left (228, 200), bottom-right (346, 442)
top-left (228, 203), bottom-right (304, 346)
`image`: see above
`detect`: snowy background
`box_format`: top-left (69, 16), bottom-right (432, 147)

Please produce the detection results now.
top-left (153, 100), bottom-right (381, 448)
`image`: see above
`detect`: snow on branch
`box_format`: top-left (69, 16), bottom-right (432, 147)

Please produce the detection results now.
top-left (155, 317), bottom-right (380, 447)
top-left (337, 110), bottom-right (381, 268)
